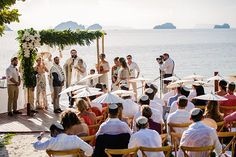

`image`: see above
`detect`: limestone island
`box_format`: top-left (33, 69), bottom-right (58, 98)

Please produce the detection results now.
top-left (87, 24), bottom-right (102, 30)
top-left (54, 21), bottom-right (85, 30)
top-left (214, 23), bottom-right (230, 29)
top-left (153, 23), bottom-right (176, 29)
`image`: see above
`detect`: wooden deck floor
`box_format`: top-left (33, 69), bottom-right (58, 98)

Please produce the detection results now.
top-left (0, 107), bottom-right (63, 133)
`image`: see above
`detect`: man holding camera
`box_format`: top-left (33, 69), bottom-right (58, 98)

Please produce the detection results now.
top-left (156, 53), bottom-right (175, 94)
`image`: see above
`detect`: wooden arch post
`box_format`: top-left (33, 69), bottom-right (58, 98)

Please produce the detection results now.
top-left (96, 37), bottom-right (100, 83)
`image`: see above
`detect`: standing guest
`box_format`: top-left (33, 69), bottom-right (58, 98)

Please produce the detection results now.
top-left (167, 96), bottom-right (192, 135)
top-left (64, 49), bottom-right (83, 107)
top-left (60, 110), bottom-right (89, 136)
top-left (220, 82), bottom-right (236, 116)
top-left (191, 85), bottom-right (207, 106)
top-left (117, 57), bottom-right (130, 86)
top-left (97, 53), bottom-right (110, 88)
top-left (88, 69), bottom-right (98, 87)
top-left (178, 108), bottom-right (222, 157)
top-left (216, 80), bottom-right (228, 96)
top-left (111, 57), bottom-right (120, 91)
top-left (96, 103), bottom-right (132, 136)
top-left (142, 105), bottom-right (162, 134)
top-left (204, 101), bottom-right (224, 122)
top-left (157, 53), bottom-right (175, 94)
top-left (127, 55), bottom-right (140, 100)
top-left (33, 123), bottom-right (93, 157)
top-left (35, 57), bottom-right (48, 110)
top-left (6, 57), bottom-right (22, 116)
top-left (128, 116), bottom-right (164, 157)
top-left (50, 56), bottom-right (64, 113)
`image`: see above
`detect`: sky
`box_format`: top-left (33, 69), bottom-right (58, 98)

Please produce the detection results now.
top-left (9, 0), bottom-right (236, 30)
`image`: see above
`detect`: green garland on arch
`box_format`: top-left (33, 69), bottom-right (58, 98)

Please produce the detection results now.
top-left (17, 28), bottom-right (104, 88)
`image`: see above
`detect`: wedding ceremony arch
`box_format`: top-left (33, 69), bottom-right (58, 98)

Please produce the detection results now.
top-left (17, 28), bottom-right (104, 115)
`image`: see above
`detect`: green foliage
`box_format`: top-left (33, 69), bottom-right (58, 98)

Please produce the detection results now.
top-left (17, 28), bottom-right (38, 88)
top-left (0, 134), bottom-right (15, 148)
top-left (39, 29), bottom-right (104, 49)
top-left (0, 0), bottom-right (24, 36)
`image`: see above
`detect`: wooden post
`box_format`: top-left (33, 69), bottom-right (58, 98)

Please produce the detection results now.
top-left (96, 38), bottom-right (100, 83)
top-left (102, 34), bottom-right (105, 54)
top-left (214, 72), bottom-right (219, 92)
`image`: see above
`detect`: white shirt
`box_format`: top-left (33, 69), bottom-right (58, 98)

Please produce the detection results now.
top-left (150, 100), bottom-right (163, 116)
top-left (169, 100), bottom-right (195, 114)
top-left (163, 90), bottom-right (175, 104)
top-left (33, 133), bottom-right (93, 157)
top-left (167, 109), bottom-right (192, 134)
top-left (159, 58), bottom-right (174, 74)
top-left (128, 62), bottom-right (140, 78)
top-left (153, 95), bottom-right (165, 106)
top-left (178, 121), bottom-right (222, 157)
top-left (6, 65), bottom-right (20, 85)
top-left (188, 89), bottom-right (197, 101)
top-left (128, 128), bottom-right (164, 157)
top-left (122, 99), bottom-right (140, 117)
top-left (96, 118), bottom-right (132, 136)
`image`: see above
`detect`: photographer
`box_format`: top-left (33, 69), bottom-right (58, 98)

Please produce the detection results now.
top-left (156, 53), bottom-right (175, 93)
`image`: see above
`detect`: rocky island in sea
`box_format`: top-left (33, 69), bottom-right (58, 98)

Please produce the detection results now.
top-left (153, 23), bottom-right (176, 29)
top-left (4, 25), bottom-right (12, 31)
top-left (214, 23), bottom-right (230, 29)
top-left (87, 24), bottom-right (102, 30)
top-left (54, 21), bottom-right (85, 30)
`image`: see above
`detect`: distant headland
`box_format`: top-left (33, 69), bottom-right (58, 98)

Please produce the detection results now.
top-left (214, 23), bottom-right (230, 29)
top-left (54, 21), bottom-right (103, 30)
top-left (153, 23), bottom-right (176, 29)
top-left (5, 25), bottom-right (12, 31)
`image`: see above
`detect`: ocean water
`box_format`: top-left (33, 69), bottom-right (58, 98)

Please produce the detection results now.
top-left (0, 29), bottom-right (236, 89)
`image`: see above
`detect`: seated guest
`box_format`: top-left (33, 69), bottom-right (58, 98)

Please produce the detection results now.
top-left (96, 103), bottom-right (132, 136)
top-left (191, 85), bottom-right (207, 106)
top-left (60, 109), bottom-right (89, 136)
top-left (142, 105), bottom-right (162, 134)
top-left (133, 95), bottom-right (163, 132)
top-left (216, 79), bottom-right (228, 96)
top-left (178, 108), bottom-right (222, 157)
top-left (117, 103), bottom-right (129, 124)
top-left (188, 85), bottom-right (197, 101)
top-left (33, 123), bottom-right (93, 157)
top-left (220, 82), bottom-right (236, 116)
top-left (76, 99), bottom-right (97, 135)
top-left (85, 96), bottom-right (102, 116)
top-left (121, 92), bottom-right (139, 118)
top-left (169, 94), bottom-right (195, 114)
top-left (128, 116), bottom-right (164, 157)
top-left (145, 88), bottom-right (163, 115)
top-left (167, 96), bottom-right (192, 135)
top-left (163, 88), bottom-right (176, 106)
top-left (204, 101), bottom-right (224, 122)
top-left (167, 87), bottom-right (182, 106)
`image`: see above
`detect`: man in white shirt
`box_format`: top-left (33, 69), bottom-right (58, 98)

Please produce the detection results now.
top-left (157, 53), bottom-right (174, 94)
top-left (33, 123), bottom-right (93, 157)
top-left (127, 55), bottom-right (140, 100)
top-left (128, 116), bottom-right (164, 157)
top-left (167, 96), bottom-right (192, 135)
top-left (178, 108), bottom-right (222, 157)
top-left (133, 95), bottom-right (164, 131)
top-left (169, 96), bottom-right (195, 114)
top-left (121, 93), bottom-right (139, 118)
top-left (6, 57), bottom-right (22, 116)
top-left (96, 103), bottom-right (132, 136)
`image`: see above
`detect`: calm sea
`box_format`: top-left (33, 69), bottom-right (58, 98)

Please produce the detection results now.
top-left (1, 29), bottom-right (236, 89)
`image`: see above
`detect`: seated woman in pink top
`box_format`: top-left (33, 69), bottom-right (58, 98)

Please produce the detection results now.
top-left (224, 111), bottom-right (236, 123)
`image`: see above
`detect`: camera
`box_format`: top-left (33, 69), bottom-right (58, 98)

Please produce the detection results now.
top-left (156, 55), bottom-right (164, 64)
